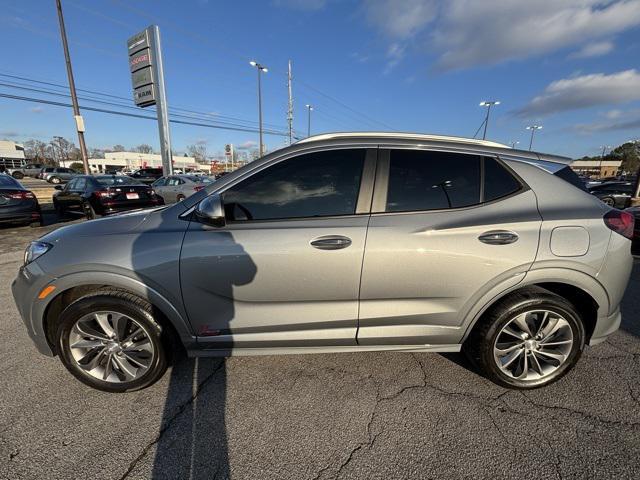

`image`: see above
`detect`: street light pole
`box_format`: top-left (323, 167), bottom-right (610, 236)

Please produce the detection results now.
top-left (55, 0), bottom-right (89, 174)
top-left (510, 140), bottom-right (520, 149)
top-left (250, 60), bottom-right (268, 157)
top-left (305, 104), bottom-right (313, 137)
top-left (526, 125), bottom-right (542, 151)
top-left (479, 101), bottom-right (500, 140)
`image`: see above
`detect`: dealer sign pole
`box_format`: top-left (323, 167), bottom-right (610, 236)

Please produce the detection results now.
top-left (127, 26), bottom-right (173, 175)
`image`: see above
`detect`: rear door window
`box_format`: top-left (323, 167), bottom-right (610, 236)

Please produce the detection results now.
top-left (484, 157), bottom-right (522, 202)
top-left (385, 150), bottom-right (481, 212)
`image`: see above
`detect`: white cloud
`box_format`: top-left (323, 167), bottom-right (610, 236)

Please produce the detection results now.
top-left (237, 140), bottom-right (258, 150)
top-left (29, 106), bottom-right (44, 113)
top-left (363, 0), bottom-right (438, 38)
top-left (384, 42), bottom-right (406, 73)
top-left (273, 0), bottom-right (327, 11)
top-left (516, 69), bottom-right (640, 116)
top-left (361, 0), bottom-right (640, 70)
top-left (574, 110), bottom-right (640, 133)
top-left (569, 40), bottom-right (615, 58)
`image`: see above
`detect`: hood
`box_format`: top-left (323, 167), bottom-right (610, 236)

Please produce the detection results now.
top-left (39, 205), bottom-right (178, 244)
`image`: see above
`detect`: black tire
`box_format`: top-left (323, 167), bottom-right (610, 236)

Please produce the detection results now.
top-left (83, 201), bottom-right (98, 220)
top-left (176, 194), bottom-right (185, 202)
top-left (601, 196), bottom-right (615, 207)
top-left (56, 291), bottom-right (169, 392)
top-left (463, 287), bottom-right (585, 389)
top-left (49, 176), bottom-right (61, 184)
top-left (54, 201), bottom-right (65, 218)
top-left (12, 171), bottom-right (24, 179)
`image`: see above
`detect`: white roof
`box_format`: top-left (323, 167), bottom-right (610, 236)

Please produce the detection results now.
top-left (296, 132), bottom-right (510, 149)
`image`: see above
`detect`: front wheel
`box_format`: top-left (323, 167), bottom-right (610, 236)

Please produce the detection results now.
top-left (601, 196), bottom-right (615, 207)
top-left (12, 171), bottom-right (24, 179)
top-left (56, 291), bottom-right (169, 392)
top-left (464, 288), bottom-right (585, 389)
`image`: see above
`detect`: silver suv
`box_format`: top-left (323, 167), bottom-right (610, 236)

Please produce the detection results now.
top-left (12, 133), bottom-right (634, 392)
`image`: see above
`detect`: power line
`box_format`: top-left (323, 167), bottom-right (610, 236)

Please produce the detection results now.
top-left (0, 72), bottom-right (288, 130)
top-left (0, 92), bottom-right (289, 137)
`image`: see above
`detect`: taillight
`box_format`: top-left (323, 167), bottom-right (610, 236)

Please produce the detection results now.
top-left (95, 190), bottom-right (113, 198)
top-left (604, 210), bottom-right (635, 240)
top-left (9, 191), bottom-right (35, 199)
top-left (194, 185), bottom-right (205, 192)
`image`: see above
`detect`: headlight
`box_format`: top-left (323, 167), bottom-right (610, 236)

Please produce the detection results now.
top-left (24, 241), bottom-right (52, 266)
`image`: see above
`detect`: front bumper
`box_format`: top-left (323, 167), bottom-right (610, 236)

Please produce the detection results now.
top-left (11, 261), bottom-right (57, 356)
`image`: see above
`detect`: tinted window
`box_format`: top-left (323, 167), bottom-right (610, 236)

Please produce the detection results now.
top-left (0, 176), bottom-right (19, 187)
top-left (385, 150), bottom-right (480, 212)
top-left (96, 176), bottom-right (138, 186)
top-left (152, 177), bottom-right (167, 187)
top-left (223, 149), bottom-right (365, 221)
top-left (65, 179), bottom-right (77, 190)
top-left (484, 157), bottom-right (521, 202)
top-left (75, 178), bottom-right (87, 191)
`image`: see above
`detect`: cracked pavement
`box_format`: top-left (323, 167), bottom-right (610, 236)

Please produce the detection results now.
top-left (1, 224), bottom-right (639, 479)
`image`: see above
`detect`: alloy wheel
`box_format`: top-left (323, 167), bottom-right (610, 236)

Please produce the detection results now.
top-left (68, 311), bottom-right (155, 383)
top-left (493, 310), bottom-right (574, 381)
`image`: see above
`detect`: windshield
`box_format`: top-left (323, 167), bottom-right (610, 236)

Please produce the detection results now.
top-left (95, 176), bottom-right (140, 186)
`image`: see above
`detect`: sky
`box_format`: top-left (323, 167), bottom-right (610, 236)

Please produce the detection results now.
top-left (1, 0), bottom-right (640, 159)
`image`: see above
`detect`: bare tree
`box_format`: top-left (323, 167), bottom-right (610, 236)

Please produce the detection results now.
top-left (89, 148), bottom-right (105, 159)
top-left (112, 144), bottom-right (125, 152)
top-left (23, 139), bottom-right (49, 163)
top-left (186, 141), bottom-right (208, 162)
top-left (134, 144), bottom-right (154, 154)
top-left (48, 136), bottom-right (76, 166)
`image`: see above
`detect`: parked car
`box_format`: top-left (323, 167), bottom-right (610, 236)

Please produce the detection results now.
top-left (37, 166), bottom-right (54, 179)
top-left (12, 133), bottom-right (634, 392)
top-left (8, 163), bottom-right (44, 179)
top-left (52, 175), bottom-right (164, 219)
top-left (152, 174), bottom-right (214, 203)
top-left (129, 167), bottom-right (163, 184)
top-left (0, 175), bottom-right (41, 227)
top-left (42, 167), bottom-right (78, 184)
top-left (587, 181), bottom-right (634, 208)
top-left (624, 206), bottom-right (640, 255)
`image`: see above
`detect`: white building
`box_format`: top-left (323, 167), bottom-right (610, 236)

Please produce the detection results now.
top-left (570, 159), bottom-right (622, 178)
top-left (87, 151), bottom-right (210, 173)
top-left (0, 140), bottom-right (26, 170)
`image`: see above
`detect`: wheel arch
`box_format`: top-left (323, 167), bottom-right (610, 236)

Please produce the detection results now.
top-left (40, 274), bottom-right (195, 355)
top-left (461, 269), bottom-right (607, 344)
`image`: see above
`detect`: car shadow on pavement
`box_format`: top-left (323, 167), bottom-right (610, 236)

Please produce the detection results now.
top-left (620, 260), bottom-right (640, 337)
top-left (127, 207), bottom-right (257, 478)
top-left (150, 356), bottom-right (230, 479)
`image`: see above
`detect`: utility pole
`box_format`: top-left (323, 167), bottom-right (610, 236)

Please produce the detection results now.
top-left (250, 61), bottom-right (268, 157)
top-left (287, 60), bottom-right (294, 144)
top-left (526, 125), bottom-right (542, 151)
top-left (305, 104), bottom-right (313, 137)
top-left (479, 101), bottom-right (500, 140)
top-left (55, 0), bottom-right (89, 174)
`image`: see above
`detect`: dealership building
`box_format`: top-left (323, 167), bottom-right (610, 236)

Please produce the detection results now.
top-left (0, 140), bottom-right (26, 170)
top-left (84, 151), bottom-right (209, 173)
top-left (570, 159), bottom-right (623, 178)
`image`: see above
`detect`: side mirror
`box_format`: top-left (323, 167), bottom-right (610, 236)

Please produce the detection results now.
top-left (54, 185), bottom-right (63, 190)
top-left (195, 193), bottom-right (226, 227)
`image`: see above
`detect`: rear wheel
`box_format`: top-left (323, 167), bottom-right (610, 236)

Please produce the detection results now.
top-left (176, 194), bottom-right (186, 202)
top-left (56, 291), bottom-right (169, 392)
top-left (49, 176), bottom-right (61, 184)
top-left (83, 202), bottom-right (98, 220)
top-left (601, 196), bottom-right (615, 207)
top-left (464, 288), bottom-right (585, 389)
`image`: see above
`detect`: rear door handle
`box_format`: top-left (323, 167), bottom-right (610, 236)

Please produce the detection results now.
top-left (310, 235), bottom-right (352, 250)
top-left (478, 230), bottom-right (519, 245)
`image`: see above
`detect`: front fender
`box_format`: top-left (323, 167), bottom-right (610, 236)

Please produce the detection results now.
top-left (32, 271), bottom-right (196, 354)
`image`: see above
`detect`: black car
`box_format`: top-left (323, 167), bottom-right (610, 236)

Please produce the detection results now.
top-left (129, 167), bottom-right (163, 184)
top-left (0, 174), bottom-right (41, 227)
top-left (53, 175), bottom-right (164, 219)
top-left (587, 181), bottom-right (634, 209)
top-left (625, 206), bottom-right (640, 255)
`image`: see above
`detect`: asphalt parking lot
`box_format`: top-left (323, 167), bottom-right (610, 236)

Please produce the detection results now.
top-left (1, 220), bottom-right (639, 480)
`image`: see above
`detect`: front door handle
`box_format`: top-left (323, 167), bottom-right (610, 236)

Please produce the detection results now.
top-left (310, 235), bottom-right (352, 250)
top-left (478, 230), bottom-right (519, 245)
